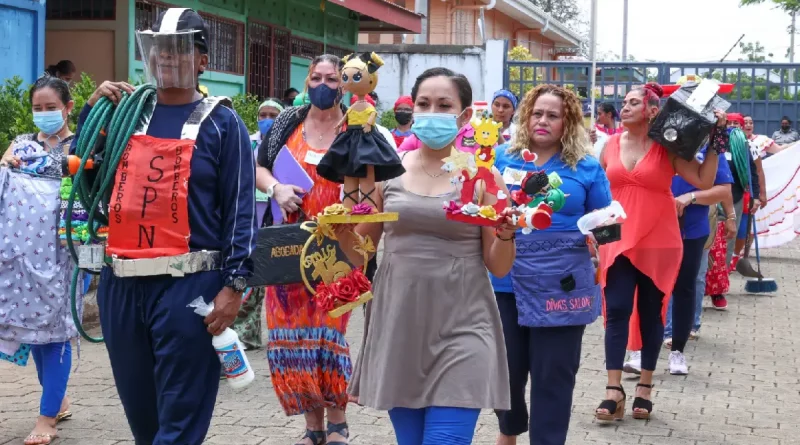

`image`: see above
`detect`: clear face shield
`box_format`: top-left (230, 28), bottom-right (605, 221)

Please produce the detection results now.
top-left (136, 30), bottom-right (199, 89)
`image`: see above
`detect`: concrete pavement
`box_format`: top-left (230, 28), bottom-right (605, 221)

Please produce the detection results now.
top-left (2, 240), bottom-right (800, 444)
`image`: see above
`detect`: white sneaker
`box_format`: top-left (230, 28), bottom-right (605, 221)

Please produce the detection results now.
top-left (689, 330), bottom-right (699, 339)
top-left (623, 350), bottom-right (642, 375)
top-left (669, 351), bottom-right (688, 375)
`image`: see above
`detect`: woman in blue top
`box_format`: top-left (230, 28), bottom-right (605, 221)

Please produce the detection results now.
top-left (492, 84), bottom-right (612, 445)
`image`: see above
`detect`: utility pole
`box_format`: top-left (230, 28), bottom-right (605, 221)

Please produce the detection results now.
top-left (790, 10), bottom-right (796, 64)
top-left (622, 0), bottom-right (628, 61)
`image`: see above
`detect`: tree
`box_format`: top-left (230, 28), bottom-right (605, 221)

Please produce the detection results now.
top-left (739, 0), bottom-right (800, 12)
top-left (527, 0), bottom-right (581, 26)
top-left (738, 41), bottom-right (774, 62)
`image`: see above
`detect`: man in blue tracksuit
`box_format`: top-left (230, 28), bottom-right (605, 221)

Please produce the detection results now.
top-left (72, 9), bottom-right (257, 444)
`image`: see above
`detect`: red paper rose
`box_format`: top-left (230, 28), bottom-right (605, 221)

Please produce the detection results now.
top-left (331, 277), bottom-right (360, 303)
top-left (314, 283), bottom-right (335, 311)
top-left (349, 268), bottom-right (372, 293)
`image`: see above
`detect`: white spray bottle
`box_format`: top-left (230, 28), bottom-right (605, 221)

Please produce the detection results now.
top-left (188, 296), bottom-right (255, 389)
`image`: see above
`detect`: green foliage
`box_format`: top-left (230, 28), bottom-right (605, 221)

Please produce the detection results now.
top-left (379, 109), bottom-right (398, 130)
top-left (739, 0), bottom-right (800, 12)
top-left (738, 41), bottom-right (773, 62)
top-left (527, 0), bottom-right (581, 25)
top-left (507, 46), bottom-right (542, 97)
top-left (0, 77), bottom-right (35, 155)
top-left (231, 93), bottom-right (263, 134)
top-left (69, 74), bottom-right (98, 130)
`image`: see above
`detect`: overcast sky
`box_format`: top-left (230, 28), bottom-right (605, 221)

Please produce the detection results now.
top-left (576, 0), bottom-right (796, 63)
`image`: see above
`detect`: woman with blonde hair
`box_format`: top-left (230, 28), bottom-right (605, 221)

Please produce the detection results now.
top-left (491, 84), bottom-right (612, 445)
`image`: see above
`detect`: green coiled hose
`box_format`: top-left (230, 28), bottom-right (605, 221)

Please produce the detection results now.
top-left (729, 128), bottom-right (750, 190)
top-left (67, 84), bottom-right (158, 343)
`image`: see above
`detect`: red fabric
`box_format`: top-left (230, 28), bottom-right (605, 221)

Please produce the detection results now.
top-left (727, 113), bottom-right (745, 127)
top-left (106, 134), bottom-right (193, 259)
top-left (742, 191), bottom-right (751, 215)
top-left (598, 135), bottom-right (683, 351)
top-left (394, 95), bottom-right (413, 110)
top-left (595, 124), bottom-right (624, 136)
top-left (350, 95), bottom-right (375, 106)
top-left (705, 222), bottom-right (730, 296)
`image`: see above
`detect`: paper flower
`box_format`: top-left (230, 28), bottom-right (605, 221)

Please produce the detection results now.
top-left (314, 283), bottom-right (336, 311)
top-left (350, 203), bottom-right (375, 215)
top-left (330, 277), bottom-right (360, 303)
top-left (478, 206), bottom-right (497, 219)
top-left (461, 202), bottom-right (480, 216)
top-left (349, 268), bottom-right (372, 293)
top-left (443, 201), bottom-right (461, 213)
top-left (323, 204), bottom-right (349, 215)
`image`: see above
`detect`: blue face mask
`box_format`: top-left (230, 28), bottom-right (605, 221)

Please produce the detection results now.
top-left (33, 110), bottom-right (66, 135)
top-left (307, 84), bottom-right (340, 110)
top-left (258, 118), bottom-right (274, 136)
top-left (411, 112), bottom-right (461, 150)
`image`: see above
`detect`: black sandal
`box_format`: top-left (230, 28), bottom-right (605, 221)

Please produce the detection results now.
top-left (632, 383), bottom-right (654, 420)
top-left (595, 385), bottom-right (626, 421)
top-left (342, 189), bottom-right (360, 206)
top-left (326, 422), bottom-right (349, 445)
top-left (359, 187), bottom-right (378, 208)
top-left (294, 429), bottom-right (326, 445)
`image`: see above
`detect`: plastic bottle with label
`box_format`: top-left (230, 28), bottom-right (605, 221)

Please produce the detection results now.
top-left (213, 328), bottom-right (254, 389)
top-left (187, 297), bottom-right (255, 389)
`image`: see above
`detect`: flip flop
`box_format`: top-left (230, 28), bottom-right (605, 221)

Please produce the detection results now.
top-left (55, 411), bottom-right (72, 423)
top-left (24, 433), bottom-right (58, 445)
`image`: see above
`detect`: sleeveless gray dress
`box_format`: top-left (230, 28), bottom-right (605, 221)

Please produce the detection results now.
top-left (348, 176), bottom-right (510, 410)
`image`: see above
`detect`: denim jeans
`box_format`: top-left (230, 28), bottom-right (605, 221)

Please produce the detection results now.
top-left (665, 247), bottom-right (709, 338)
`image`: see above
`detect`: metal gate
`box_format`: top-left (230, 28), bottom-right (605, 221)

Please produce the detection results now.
top-left (504, 56), bottom-right (800, 136)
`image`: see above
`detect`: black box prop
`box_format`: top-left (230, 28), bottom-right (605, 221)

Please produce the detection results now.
top-left (247, 225), bottom-right (351, 288)
top-left (648, 82), bottom-right (730, 161)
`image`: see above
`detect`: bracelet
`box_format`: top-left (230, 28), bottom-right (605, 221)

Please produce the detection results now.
top-left (495, 230), bottom-right (515, 241)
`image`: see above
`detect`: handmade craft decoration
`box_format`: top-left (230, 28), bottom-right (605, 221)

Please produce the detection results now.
top-left (505, 149), bottom-right (568, 233)
top-left (441, 115), bottom-right (507, 226)
top-left (577, 200), bottom-right (627, 245)
top-left (315, 52), bottom-right (404, 222)
top-left (56, 177), bottom-right (108, 246)
top-left (649, 77), bottom-right (733, 161)
top-left (299, 218), bottom-right (375, 318)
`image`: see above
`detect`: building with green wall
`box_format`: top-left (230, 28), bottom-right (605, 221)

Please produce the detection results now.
top-left (44, 0), bottom-right (420, 99)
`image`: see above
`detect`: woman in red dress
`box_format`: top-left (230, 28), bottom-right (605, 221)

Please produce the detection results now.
top-left (595, 83), bottom-right (725, 421)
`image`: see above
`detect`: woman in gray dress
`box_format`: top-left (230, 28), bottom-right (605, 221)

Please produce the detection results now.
top-left (337, 67), bottom-right (516, 444)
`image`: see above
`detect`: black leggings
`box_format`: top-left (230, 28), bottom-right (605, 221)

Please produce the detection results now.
top-left (670, 236), bottom-right (708, 352)
top-left (604, 255), bottom-right (665, 371)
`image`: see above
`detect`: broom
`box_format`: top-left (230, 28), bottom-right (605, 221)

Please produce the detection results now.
top-left (739, 131), bottom-right (777, 294)
top-left (735, 203), bottom-right (763, 279)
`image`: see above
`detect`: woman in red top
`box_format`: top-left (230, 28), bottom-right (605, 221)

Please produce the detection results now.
top-left (595, 83), bottom-right (725, 421)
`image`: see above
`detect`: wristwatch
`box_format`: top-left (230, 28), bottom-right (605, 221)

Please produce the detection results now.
top-left (690, 192), bottom-right (697, 204)
top-left (227, 276), bottom-right (248, 293)
top-left (266, 182), bottom-right (279, 199)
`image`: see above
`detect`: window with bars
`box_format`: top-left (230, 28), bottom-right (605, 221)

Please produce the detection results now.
top-left (134, 0), bottom-right (245, 75)
top-left (46, 0), bottom-right (116, 20)
top-left (290, 37), bottom-right (323, 60)
top-left (247, 22), bottom-right (290, 100)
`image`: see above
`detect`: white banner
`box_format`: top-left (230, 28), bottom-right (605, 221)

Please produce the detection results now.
top-left (753, 142), bottom-right (800, 248)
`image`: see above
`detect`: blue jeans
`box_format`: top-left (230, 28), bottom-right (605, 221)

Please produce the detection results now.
top-left (665, 247), bottom-right (709, 338)
top-left (388, 407), bottom-right (481, 445)
top-left (30, 341), bottom-right (72, 417)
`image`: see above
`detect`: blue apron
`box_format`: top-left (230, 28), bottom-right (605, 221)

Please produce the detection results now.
top-left (510, 230), bottom-right (600, 328)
